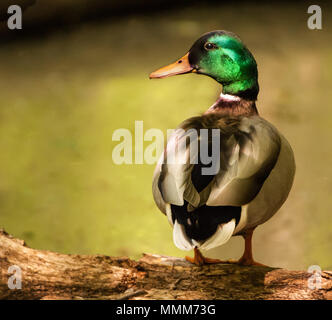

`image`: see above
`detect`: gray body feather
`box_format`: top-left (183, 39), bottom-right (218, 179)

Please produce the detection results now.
top-left (152, 114), bottom-right (295, 249)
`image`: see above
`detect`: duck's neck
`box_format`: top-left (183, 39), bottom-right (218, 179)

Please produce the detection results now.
top-left (206, 91), bottom-right (259, 117)
top-left (222, 78), bottom-right (259, 101)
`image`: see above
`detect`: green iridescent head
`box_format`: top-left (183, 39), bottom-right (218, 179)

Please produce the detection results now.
top-left (150, 30), bottom-right (259, 100)
top-left (188, 31), bottom-right (259, 99)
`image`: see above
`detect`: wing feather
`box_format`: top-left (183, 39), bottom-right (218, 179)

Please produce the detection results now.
top-left (153, 116), bottom-right (281, 210)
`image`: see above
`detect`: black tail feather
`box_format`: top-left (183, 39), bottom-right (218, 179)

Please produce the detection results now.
top-left (171, 201), bottom-right (241, 241)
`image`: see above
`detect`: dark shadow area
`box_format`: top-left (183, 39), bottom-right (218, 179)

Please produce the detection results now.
top-left (1, 0), bottom-right (321, 42)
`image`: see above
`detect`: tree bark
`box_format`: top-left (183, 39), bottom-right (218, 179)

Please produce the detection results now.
top-left (0, 229), bottom-right (331, 300)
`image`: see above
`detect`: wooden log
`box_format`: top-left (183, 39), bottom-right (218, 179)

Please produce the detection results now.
top-left (0, 229), bottom-right (331, 300)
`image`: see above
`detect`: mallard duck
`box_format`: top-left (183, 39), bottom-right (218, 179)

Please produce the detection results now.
top-left (149, 30), bottom-right (295, 266)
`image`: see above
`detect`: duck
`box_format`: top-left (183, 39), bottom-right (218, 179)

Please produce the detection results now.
top-left (149, 30), bottom-right (295, 266)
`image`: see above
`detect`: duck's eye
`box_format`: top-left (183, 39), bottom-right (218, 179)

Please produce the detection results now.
top-left (204, 42), bottom-right (217, 50)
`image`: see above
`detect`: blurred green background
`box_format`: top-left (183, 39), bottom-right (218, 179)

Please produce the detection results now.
top-left (0, 1), bottom-right (331, 270)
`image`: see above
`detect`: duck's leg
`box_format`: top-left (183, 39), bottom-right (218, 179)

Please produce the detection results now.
top-left (235, 227), bottom-right (267, 267)
top-left (185, 247), bottom-right (223, 266)
top-left (185, 228), bottom-right (268, 267)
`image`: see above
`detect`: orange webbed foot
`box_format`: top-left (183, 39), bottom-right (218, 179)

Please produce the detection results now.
top-left (185, 247), bottom-right (227, 266)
